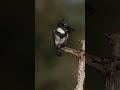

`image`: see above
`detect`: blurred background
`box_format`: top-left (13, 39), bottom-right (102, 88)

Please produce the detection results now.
top-left (35, 0), bottom-right (84, 90)
top-left (35, 0), bottom-right (120, 90)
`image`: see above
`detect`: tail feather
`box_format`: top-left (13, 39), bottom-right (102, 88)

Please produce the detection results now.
top-left (56, 47), bottom-right (62, 57)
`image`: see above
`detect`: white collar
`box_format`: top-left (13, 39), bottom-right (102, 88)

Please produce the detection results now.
top-left (57, 27), bottom-right (65, 34)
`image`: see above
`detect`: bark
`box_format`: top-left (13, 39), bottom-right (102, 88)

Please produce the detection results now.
top-left (86, 32), bottom-right (120, 90)
top-left (62, 40), bottom-right (85, 90)
top-left (61, 32), bottom-right (120, 90)
top-left (74, 40), bottom-right (85, 90)
top-left (105, 32), bottom-right (120, 57)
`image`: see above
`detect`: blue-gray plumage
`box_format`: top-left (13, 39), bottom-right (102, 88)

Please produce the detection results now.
top-left (53, 19), bottom-right (75, 57)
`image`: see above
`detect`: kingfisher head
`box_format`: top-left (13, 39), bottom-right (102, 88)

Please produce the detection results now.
top-left (58, 19), bottom-right (75, 34)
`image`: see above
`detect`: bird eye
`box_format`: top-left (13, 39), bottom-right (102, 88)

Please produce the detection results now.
top-left (64, 24), bottom-right (67, 27)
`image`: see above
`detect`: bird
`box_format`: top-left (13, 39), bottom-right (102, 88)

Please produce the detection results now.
top-left (53, 19), bottom-right (75, 57)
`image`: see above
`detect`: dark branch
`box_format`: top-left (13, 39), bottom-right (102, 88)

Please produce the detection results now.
top-left (85, 54), bottom-right (104, 72)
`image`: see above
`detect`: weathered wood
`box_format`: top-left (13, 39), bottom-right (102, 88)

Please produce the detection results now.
top-left (86, 32), bottom-right (120, 90)
top-left (62, 40), bottom-right (85, 90)
top-left (61, 32), bottom-right (120, 90)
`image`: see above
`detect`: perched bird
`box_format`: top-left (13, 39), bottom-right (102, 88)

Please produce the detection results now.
top-left (53, 19), bottom-right (75, 57)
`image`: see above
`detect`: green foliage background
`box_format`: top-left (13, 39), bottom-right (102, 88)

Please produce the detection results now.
top-left (35, 0), bottom-right (85, 90)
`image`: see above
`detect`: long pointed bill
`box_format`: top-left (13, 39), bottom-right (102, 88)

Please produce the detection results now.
top-left (66, 26), bottom-right (75, 34)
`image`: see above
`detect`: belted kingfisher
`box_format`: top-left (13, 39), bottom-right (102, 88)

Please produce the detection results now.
top-left (53, 19), bottom-right (75, 57)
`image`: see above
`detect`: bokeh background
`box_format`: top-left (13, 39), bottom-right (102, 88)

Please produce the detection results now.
top-left (35, 0), bottom-right (85, 90)
top-left (35, 0), bottom-right (120, 90)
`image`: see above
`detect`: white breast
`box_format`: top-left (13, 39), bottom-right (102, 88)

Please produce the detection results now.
top-left (54, 34), bottom-right (68, 46)
top-left (57, 27), bottom-right (65, 34)
top-left (55, 37), bottom-right (66, 46)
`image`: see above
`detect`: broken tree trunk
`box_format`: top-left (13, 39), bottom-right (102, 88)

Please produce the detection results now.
top-left (61, 32), bottom-right (120, 90)
top-left (62, 40), bottom-right (85, 90)
top-left (86, 32), bottom-right (120, 90)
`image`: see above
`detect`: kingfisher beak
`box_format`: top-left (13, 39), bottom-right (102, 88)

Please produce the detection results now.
top-left (66, 26), bottom-right (75, 34)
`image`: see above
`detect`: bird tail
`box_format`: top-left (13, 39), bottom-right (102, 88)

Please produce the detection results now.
top-left (56, 47), bottom-right (62, 57)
